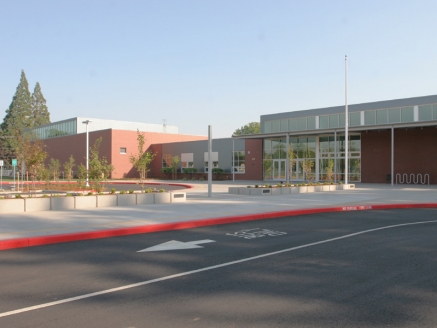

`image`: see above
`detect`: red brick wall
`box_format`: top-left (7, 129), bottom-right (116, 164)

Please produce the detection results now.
top-left (43, 130), bottom-right (206, 179)
top-left (43, 129), bottom-right (112, 176)
top-left (361, 127), bottom-right (437, 184)
top-left (112, 131), bottom-right (207, 178)
top-left (236, 139), bottom-right (263, 180)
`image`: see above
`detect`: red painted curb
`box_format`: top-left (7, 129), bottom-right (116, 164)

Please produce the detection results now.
top-left (1, 203), bottom-right (436, 251)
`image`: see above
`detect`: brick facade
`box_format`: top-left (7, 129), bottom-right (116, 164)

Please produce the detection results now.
top-left (361, 127), bottom-right (437, 184)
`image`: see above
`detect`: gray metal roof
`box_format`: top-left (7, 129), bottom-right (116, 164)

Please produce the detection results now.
top-left (261, 94), bottom-right (437, 121)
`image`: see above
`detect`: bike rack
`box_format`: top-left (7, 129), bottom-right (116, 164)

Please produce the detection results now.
top-left (396, 173), bottom-right (430, 185)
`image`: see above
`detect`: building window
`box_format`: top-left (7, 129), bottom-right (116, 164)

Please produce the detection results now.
top-left (181, 153), bottom-right (194, 171)
top-left (319, 115), bottom-right (329, 129)
top-left (364, 111), bottom-right (376, 125)
top-left (271, 120), bottom-right (280, 133)
top-left (307, 117), bottom-right (316, 130)
top-left (162, 154), bottom-right (172, 167)
top-left (280, 119), bottom-right (288, 132)
top-left (289, 118), bottom-right (298, 131)
top-left (388, 108), bottom-right (400, 123)
top-left (401, 106), bottom-right (414, 122)
top-left (204, 152), bottom-right (218, 173)
top-left (349, 112), bottom-right (361, 126)
top-left (264, 121), bottom-right (272, 133)
top-left (419, 105), bottom-right (433, 121)
top-left (376, 109), bottom-right (388, 124)
top-left (232, 151), bottom-right (245, 173)
top-left (120, 147), bottom-right (127, 154)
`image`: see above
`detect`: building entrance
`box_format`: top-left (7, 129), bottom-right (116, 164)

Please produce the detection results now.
top-left (272, 159), bottom-right (286, 180)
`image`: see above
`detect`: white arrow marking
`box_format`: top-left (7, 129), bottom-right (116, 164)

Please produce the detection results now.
top-left (137, 239), bottom-right (215, 252)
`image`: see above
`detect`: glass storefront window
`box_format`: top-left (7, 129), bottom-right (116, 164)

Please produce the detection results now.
top-left (419, 105), bottom-right (433, 121)
top-left (434, 104), bottom-right (437, 120)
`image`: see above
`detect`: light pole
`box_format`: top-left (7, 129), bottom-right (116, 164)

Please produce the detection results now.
top-left (82, 120), bottom-right (92, 187)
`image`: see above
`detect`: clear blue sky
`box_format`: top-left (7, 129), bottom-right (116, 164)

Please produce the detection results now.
top-left (1, 0), bottom-right (436, 138)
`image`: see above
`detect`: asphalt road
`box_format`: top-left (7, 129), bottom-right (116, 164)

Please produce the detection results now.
top-left (1, 209), bottom-right (436, 327)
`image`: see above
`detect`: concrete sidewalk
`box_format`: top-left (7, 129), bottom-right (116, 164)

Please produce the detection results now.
top-left (1, 181), bottom-right (436, 247)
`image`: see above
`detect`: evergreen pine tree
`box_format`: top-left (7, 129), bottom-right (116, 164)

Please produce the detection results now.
top-left (31, 82), bottom-right (51, 126)
top-left (0, 70), bottom-right (33, 157)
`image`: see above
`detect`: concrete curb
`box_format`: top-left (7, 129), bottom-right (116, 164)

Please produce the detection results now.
top-left (1, 202), bottom-right (436, 251)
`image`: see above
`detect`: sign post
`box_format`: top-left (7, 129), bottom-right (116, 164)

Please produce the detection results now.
top-left (12, 159), bottom-right (17, 191)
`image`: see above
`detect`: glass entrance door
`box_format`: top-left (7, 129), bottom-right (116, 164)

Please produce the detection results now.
top-left (290, 159), bottom-right (305, 180)
top-left (273, 159), bottom-right (286, 180)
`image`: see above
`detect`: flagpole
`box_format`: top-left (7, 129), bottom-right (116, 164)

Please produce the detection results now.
top-left (345, 55), bottom-right (348, 185)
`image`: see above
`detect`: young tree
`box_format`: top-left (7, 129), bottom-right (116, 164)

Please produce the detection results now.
top-left (233, 122), bottom-right (260, 136)
top-left (31, 82), bottom-right (51, 127)
top-left (171, 155), bottom-right (180, 180)
top-left (287, 143), bottom-right (296, 183)
top-left (1, 70), bottom-right (33, 157)
top-left (22, 137), bottom-right (47, 190)
top-left (129, 130), bottom-right (155, 191)
top-left (63, 155), bottom-right (75, 181)
top-left (48, 158), bottom-right (60, 182)
top-left (88, 137), bottom-right (114, 192)
top-left (326, 159), bottom-right (334, 184)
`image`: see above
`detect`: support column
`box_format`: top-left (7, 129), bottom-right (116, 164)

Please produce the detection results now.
top-left (334, 130), bottom-right (337, 183)
top-left (286, 133), bottom-right (289, 183)
top-left (232, 137), bottom-right (235, 182)
top-left (391, 126), bottom-right (394, 186)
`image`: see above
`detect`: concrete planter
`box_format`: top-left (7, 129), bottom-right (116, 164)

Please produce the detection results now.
top-left (329, 185), bottom-right (337, 191)
top-left (271, 188), bottom-right (282, 195)
top-left (249, 188), bottom-right (272, 196)
top-left (171, 192), bottom-right (186, 203)
top-left (298, 186), bottom-right (308, 193)
top-left (239, 188), bottom-right (251, 195)
top-left (315, 186), bottom-right (323, 192)
top-left (322, 185), bottom-right (330, 192)
top-left (290, 187), bottom-right (299, 194)
top-left (137, 193), bottom-right (155, 205)
top-left (228, 187), bottom-right (240, 195)
top-left (154, 192), bottom-right (171, 204)
top-left (0, 198), bottom-right (25, 213)
top-left (337, 184), bottom-right (355, 190)
top-left (75, 196), bottom-right (97, 209)
top-left (117, 194), bottom-right (137, 206)
top-left (25, 198), bottom-right (51, 212)
top-left (307, 186), bottom-right (315, 193)
top-left (51, 197), bottom-right (75, 211)
top-left (97, 194), bottom-right (117, 208)
top-left (281, 187), bottom-right (292, 194)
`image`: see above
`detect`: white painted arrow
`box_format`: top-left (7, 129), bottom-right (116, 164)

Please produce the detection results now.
top-left (137, 239), bottom-right (216, 252)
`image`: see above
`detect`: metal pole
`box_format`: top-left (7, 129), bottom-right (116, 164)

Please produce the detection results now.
top-left (334, 130), bottom-right (337, 183)
top-left (0, 164), bottom-right (2, 191)
top-left (286, 133), bottom-right (289, 183)
top-left (208, 125), bottom-right (212, 198)
top-left (232, 136), bottom-right (235, 182)
top-left (391, 126), bottom-right (394, 187)
top-left (345, 55), bottom-right (349, 185)
top-left (86, 123), bottom-right (89, 187)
